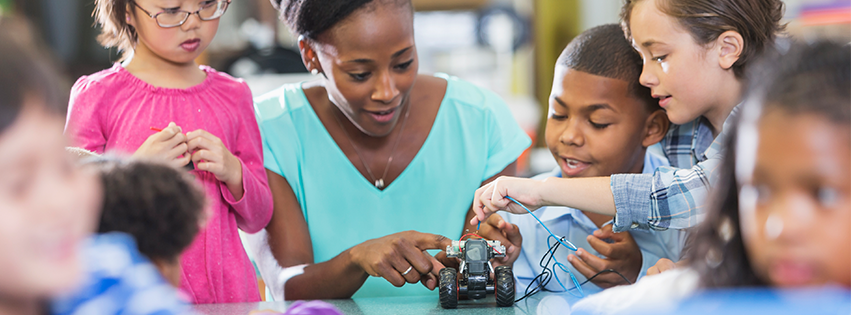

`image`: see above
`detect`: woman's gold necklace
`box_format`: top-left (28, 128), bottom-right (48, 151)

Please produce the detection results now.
top-left (331, 103), bottom-right (411, 190)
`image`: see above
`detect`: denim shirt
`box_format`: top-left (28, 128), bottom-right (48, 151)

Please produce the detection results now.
top-left (503, 147), bottom-right (685, 296)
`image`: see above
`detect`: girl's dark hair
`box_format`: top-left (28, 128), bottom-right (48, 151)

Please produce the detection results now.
top-left (0, 17), bottom-right (66, 134)
top-left (93, 0), bottom-right (136, 60)
top-left (681, 120), bottom-right (766, 288)
top-left (758, 41), bottom-right (850, 125)
top-left (620, 0), bottom-right (786, 78)
top-left (271, 0), bottom-right (410, 40)
top-left (92, 158), bottom-right (206, 263)
top-left (684, 40), bottom-right (850, 288)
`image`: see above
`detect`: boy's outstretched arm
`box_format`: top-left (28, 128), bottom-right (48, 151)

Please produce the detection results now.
top-left (471, 176), bottom-right (616, 224)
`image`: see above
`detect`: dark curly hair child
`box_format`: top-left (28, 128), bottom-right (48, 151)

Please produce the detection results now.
top-left (91, 158), bottom-right (207, 287)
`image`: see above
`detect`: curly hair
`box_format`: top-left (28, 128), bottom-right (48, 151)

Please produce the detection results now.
top-left (92, 158), bottom-right (206, 263)
top-left (620, 0), bottom-right (786, 78)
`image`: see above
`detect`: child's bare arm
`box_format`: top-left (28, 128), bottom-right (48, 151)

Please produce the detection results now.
top-left (471, 176), bottom-right (616, 224)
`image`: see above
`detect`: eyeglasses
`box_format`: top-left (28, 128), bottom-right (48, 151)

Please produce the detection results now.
top-left (133, 0), bottom-right (231, 28)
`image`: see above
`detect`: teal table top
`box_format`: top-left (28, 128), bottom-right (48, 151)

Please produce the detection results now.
top-left (193, 292), bottom-right (579, 315)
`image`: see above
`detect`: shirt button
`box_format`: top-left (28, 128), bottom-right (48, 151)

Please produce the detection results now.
top-left (631, 223), bottom-right (639, 228)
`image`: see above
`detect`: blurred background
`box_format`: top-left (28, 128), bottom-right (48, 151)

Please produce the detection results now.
top-left (1, 0), bottom-right (848, 175)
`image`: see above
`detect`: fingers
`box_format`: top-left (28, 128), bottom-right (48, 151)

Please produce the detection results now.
top-left (490, 214), bottom-right (522, 248)
top-left (483, 214), bottom-right (522, 264)
top-left (592, 224), bottom-right (616, 240)
top-left (420, 272), bottom-right (438, 291)
top-left (395, 239), bottom-right (435, 279)
top-left (647, 258), bottom-right (676, 276)
top-left (169, 152), bottom-right (192, 168)
top-left (391, 260), bottom-right (420, 285)
top-left (471, 184), bottom-right (495, 225)
top-left (567, 253), bottom-right (600, 280)
top-left (186, 129), bottom-right (222, 151)
top-left (573, 248), bottom-right (610, 272)
top-left (375, 260), bottom-right (407, 287)
top-left (568, 253), bottom-right (625, 289)
top-left (166, 142), bottom-right (189, 160)
top-left (471, 186), bottom-right (485, 224)
top-left (420, 252), bottom-right (445, 290)
top-left (155, 122), bottom-right (180, 137)
top-left (489, 178), bottom-right (514, 211)
top-left (408, 231), bottom-right (452, 252)
top-left (586, 234), bottom-right (616, 258)
top-left (432, 250), bottom-right (459, 270)
top-left (191, 150), bottom-right (221, 170)
top-left (427, 251), bottom-right (446, 273)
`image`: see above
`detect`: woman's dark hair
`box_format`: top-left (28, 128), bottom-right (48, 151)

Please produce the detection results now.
top-left (683, 40), bottom-right (850, 288)
top-left (0, 17), bottom-right (66, 133)
top-left (92, 158), bottom-right (206, 263)
top-left (620, 0), bottom-right (786, 78)
top-left (271, 0), bottom-right (410, 40)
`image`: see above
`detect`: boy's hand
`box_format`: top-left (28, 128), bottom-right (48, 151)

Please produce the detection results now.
top-left (133, 122), bottom-right (190, 168)
top-left (476, 214), bottom-right (523, 267)
top-left (186, 129), bottom-right (243, 197)
top-left (471, 176), bottom-right (545, 225)
top-left (566, 224), bottom-right (641, 288)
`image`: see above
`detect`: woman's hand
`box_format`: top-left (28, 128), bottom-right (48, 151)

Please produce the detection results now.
top-left (133, 122), bottom-right (190, 168)
top-left (186, 129), bottom-right (243, 198)
top-left (348, 231), bottom-right (452, 290)
top-left (471, 176), bottom-right (545, 225)
top-left (567, 224), bottom-right (642, 288)
top-left (475, 213), bottom-right (523, 267)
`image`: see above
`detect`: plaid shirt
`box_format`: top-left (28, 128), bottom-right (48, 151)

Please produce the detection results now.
top-left (610, 106), bottom-right (739, 232)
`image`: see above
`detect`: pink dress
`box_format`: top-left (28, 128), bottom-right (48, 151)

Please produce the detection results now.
top-left (65, 63), bottom-right (272, 303)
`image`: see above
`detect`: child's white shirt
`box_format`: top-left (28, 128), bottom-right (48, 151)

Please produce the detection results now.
top-left (571, 267), bottom-right (700, 315)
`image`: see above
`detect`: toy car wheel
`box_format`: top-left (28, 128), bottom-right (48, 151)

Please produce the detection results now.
top-left (495, 265), bottom-right (515, 307)
top-left (439, 267), bottom-right (458, 309)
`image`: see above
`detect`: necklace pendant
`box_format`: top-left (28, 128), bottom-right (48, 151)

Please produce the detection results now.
top-left (375, 179), bottom-right (385, 189)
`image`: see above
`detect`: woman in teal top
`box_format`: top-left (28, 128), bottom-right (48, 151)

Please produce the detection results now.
top-left (249, 0), bottom-right (531, 300)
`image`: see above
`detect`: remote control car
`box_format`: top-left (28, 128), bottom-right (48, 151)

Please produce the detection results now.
top-left (438, 238), bottom-right (515, 309)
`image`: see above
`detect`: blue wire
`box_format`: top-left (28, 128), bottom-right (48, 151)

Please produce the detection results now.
top-left (504, 196), bottom-right (579, 251)
top-left (504, 195), bottom-right (585, 297)
top-left (545, 235), bottom-right (585, 298)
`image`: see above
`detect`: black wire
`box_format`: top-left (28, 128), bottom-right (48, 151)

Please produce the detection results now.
top-left (514, 237), bottom-right (633, 303)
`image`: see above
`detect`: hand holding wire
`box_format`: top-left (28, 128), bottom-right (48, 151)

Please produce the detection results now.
top-left (567, 224), bottom-right (641, 288)
top-left (471, 176), bottom-right (546, 226)
top-left (502, 196), bottom-right (633, 302)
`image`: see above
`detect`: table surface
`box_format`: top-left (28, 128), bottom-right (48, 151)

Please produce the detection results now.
top-left (194, 292), bottom-right (580, 315)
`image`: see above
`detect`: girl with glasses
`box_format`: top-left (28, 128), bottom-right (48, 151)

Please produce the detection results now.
top-left (65, 0), bottom-right (273, 304)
